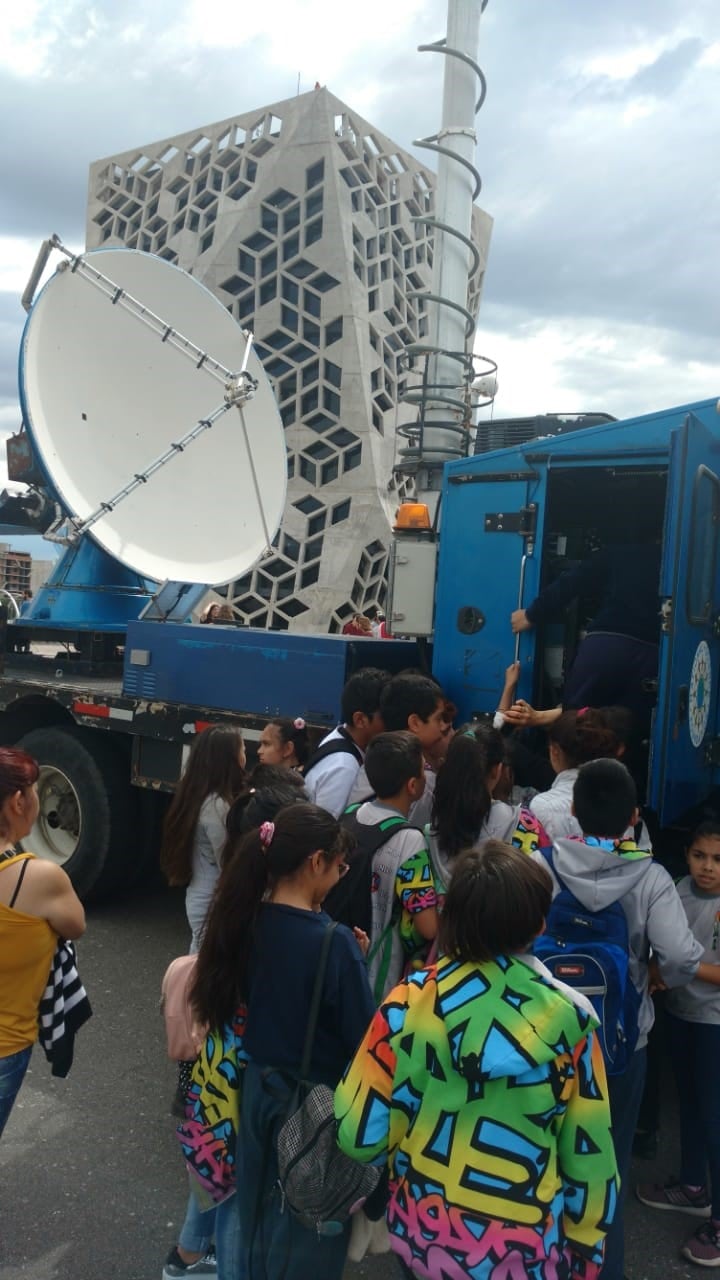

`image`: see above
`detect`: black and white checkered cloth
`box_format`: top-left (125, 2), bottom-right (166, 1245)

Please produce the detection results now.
top-left (38, 940), bottom-right (92, 1078)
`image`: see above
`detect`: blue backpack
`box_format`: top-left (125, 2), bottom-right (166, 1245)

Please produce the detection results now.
top-left (533, 848), bottom-right (641, 1075)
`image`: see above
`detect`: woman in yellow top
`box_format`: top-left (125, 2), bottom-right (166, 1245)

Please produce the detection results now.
top-left (0, 747), bottom-right (85, 1137)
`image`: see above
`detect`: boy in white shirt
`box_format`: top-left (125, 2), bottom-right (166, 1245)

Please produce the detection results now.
top-left (348, 731), bottom-right (439, 1001)
top-left (303, 667), bottom-right (389, 817)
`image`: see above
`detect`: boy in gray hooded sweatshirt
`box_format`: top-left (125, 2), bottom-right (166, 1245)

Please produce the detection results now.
top-left (533, 758), bottom-right (706, 1280)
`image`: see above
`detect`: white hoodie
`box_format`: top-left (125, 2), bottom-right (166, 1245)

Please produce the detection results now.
top-left (533, 836), bottom-right (704, 1049)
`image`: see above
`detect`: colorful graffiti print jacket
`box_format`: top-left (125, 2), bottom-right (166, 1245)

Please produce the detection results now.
top-left (335, 953), bottom-right (618, 1280)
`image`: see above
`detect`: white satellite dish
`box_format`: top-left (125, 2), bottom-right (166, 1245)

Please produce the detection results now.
top-left (19, 247), bottom-right (287, 585)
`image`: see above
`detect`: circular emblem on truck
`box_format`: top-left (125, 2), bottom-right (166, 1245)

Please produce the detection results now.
top-left (689, 640), bottom-right (712, 748)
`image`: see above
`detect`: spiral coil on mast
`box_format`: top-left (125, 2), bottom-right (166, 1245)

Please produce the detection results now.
top-left (397, 0), bottom-right (496, 471)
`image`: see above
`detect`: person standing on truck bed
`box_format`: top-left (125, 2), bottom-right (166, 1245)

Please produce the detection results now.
top-left (511, 538), bottom-right (662, 725)
top-left (303, 667), bottom-right (390, 818)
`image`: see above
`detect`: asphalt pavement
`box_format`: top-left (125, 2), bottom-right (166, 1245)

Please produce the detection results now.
top-left (0, 882), bottom-right (708, 1280)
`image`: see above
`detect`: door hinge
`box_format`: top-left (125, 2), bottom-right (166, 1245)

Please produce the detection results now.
top-left (660, 598), bottom-right (673, 633)
top-left (705, 738), bottom-right (720, 768)
top-left (484, 503), bottom-right (537, 537)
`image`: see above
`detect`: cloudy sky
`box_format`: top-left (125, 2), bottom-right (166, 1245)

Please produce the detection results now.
top-left (0, 0), bottom-right (718, 533)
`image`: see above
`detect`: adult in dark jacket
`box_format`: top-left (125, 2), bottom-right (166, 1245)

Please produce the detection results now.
top-left (511, 540), bottom-right (661, 723)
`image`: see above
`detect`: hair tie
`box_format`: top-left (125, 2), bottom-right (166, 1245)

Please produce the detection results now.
top-left (259, 821), bottom-right (275, 849)
top-left (293, 717), bottom-right (306, 731)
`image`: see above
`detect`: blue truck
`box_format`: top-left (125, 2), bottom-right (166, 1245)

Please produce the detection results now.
top-left (430, 396), bottom-right (720, 832)
top-left (1, 395), bottom-right (717, 896)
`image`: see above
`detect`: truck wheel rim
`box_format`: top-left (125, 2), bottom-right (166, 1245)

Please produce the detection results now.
top-left (22, 765), bottom-right (82, 866)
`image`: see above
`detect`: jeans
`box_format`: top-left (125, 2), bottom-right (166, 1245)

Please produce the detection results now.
top-left (600, 1046), bottom-right (647, 1280)
top-left (0, 1045), bottom-right (32, 1138)
top-left (667, 1012), bottom-right (720, 1218)
top-left (179, 1189), bottom-right (240, 1280)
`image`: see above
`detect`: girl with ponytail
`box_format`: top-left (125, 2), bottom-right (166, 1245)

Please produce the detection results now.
top-left (428, 724), bottom-right (549, 899)
top-left (192, 802), bottom-right (375, 1280)
top-left (257, 716), bottom-right (311, 771)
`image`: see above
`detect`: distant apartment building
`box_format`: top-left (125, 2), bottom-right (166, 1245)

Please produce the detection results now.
top-left (0, 544), bottom-right (31, 598)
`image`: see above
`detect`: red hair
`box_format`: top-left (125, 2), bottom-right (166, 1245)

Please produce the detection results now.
top-left (0, 748), bottom-right (39, 802)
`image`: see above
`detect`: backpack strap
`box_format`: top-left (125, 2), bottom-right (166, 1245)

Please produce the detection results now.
top-left (303, 728), bottom-right (363, 779)
top-left (340, 808), bottom-right (412, 847)
top-left (298, 922), bottom-right (338, 1082)
top-left (367, 920), bottom-right (395, 1004)
top-left (538, 843), bottom-right (568, 891)
top-left (423, 824), bottom-right (446, 896)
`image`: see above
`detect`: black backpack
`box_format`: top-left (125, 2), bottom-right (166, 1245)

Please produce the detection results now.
top-left (323, 804), bottom-right (413, 935)
top-left (302, 728), bottom-right (363, 782)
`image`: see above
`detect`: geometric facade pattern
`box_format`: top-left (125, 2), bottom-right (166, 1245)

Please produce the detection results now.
top-left (87, 89), bottom-right (492, 631)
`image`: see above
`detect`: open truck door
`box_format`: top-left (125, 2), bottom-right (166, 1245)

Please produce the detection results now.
top-left (650, 412), bottom-right (720, 825)
top-left (433, 465), bottom-right (546, 719)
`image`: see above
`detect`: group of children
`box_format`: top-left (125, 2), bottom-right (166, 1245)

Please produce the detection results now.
top-left (161, 664), bottom-right (720, 1280)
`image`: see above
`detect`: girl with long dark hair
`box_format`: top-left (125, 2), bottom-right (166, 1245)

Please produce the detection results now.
top-left (162, 771), bottom-right (308, 1280)
top-left (192, 803), bottom-right (375, 1280)
top-left (160, 725), bottom-right (246, 952)
top-left (428, 723), bottom-right (549, 898)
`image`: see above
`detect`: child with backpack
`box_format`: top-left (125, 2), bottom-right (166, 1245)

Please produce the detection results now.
top-left (636, 819), bottom-right (720, 1267)
top-left (427, 722), bottom-right (550, 902)
top-left (532, 758), bottom-right (708, 1280)
top-left (191, 803), bottom-right (376, 1280)
top-left (303, 667), bottom-right (390, 817)
top-left (324, 731), bottom-right (438, 1002)
top-left (335, 840), bottom-right (619, 1280)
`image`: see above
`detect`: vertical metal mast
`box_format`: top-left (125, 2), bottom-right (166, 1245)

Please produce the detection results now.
top-left (398, 0), bottom-right (491, 500)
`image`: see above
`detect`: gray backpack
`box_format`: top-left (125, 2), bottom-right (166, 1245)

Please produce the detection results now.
top-left (277, 1082), bottom-right (380, 1235)
top-left (275, 922), bottom-right (381, 1235)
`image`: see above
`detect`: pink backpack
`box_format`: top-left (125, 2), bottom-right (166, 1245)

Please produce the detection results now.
top-left (161, 955), bottom-right (207, 1061)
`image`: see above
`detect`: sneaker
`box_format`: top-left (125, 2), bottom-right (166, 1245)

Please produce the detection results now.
top-left (162, 1245), bottom-right (217, 1278)
top-left (636, 1179), bottom-right (710, 1217)
top-left (683, 1221), bottom-right (720, 1267)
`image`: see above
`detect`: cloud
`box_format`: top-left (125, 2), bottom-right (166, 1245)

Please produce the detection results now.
top-left (476, 304), bottom-right (719, 421)
top-left (578, 36), bottom-right (707, 102)
top-left (0, 0), bottom-right (717, 463)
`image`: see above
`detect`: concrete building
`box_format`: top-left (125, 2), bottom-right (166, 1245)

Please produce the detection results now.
top-left (87, 88), bottom-right (491, 631)
top-left (0, 544), bottom-right (31, 598)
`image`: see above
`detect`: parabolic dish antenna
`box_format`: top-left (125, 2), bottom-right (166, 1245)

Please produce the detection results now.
top-left (19, 246), bottom-right (287, 585)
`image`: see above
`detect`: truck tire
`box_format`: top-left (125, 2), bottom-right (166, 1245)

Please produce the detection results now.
top-left (16, 724), bottom-right (137, 900)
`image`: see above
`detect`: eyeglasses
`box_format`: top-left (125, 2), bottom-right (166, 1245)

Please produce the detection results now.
top-left (337, 861), bottom-right (350, 878)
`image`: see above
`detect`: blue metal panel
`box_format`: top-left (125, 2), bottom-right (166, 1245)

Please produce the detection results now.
top-left (433, 464), bottom-right (547, 722)
top-left (123, 622), bottom-right (416, 724)
top-left (649, 413), bottom-right (720, 824)
top-left (450, 398), bottom-right (718, 473)
top-left (434, 398), bottom-right (720, 728)
top-left (20, 538), bottom-right (154, 631)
